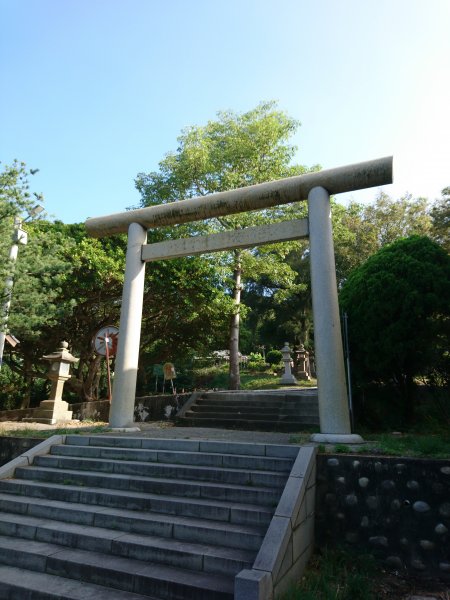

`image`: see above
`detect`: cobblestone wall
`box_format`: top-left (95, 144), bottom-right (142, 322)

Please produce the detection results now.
top-left (316, 454), bottom-right (450, 580)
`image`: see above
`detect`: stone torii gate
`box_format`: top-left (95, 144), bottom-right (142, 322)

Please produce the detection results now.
top-left (85, 156), bottom-right (393, 442)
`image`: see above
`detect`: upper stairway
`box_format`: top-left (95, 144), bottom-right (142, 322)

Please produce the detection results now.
top-left (0, 434), bottom-right (304, 600)
top-left (178, 389), bottom-right (319, 431)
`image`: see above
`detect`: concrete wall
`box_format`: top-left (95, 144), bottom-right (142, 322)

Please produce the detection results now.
top-left (316, 454), bottom-right (450, 580)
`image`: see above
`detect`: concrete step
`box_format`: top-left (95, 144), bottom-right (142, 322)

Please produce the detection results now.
top-left (0, 564), bottom-right (159, 600)
top-left (0, 536), bottom-right (234, 600)
top-left (191, 404), bottom-right (281, 413)
top-left (13, 465), bottom-right (283, 506)
top-left (0, 492), bottom-right (265, 551)
top-left (33, 454), bottom-right (289, 487)
top-left (199, 392), bottom-right (288, 402)
top-left (63, 435), bottom-right (300, 459)
top-left (0, 512), bottom-right (255, 576)
top-left (185, 410), bottom-right (283, 420)
top-left (0, 479), bottom-right (274, 527)
top-left (181, 416), bottom-right (319, 430)
top-left (179, 392), bottom-right (319, 431)
top-left (196, 399), bottom-right (284, 408)
top-left (0, 435), bottom-right (301, 598)
top-left (50, 443), bottom-right (294, 472)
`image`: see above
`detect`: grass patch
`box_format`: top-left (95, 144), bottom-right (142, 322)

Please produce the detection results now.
top-left (313, 433), bottom-right (450, 459)
top-left (364, 433), bottom-right (450, 458)
top-left (281, 546), bottom-right (379, 600)
top-left (192, 364), bottom-right (317, 391)
top-left (0, 424), bottom-right (110, 438)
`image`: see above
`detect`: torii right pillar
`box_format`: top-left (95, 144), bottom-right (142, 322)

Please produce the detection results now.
top-left (308, 186), bottom-right (363, 444)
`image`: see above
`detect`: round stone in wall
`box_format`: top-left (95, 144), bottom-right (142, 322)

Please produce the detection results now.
top-left (386, 555), bottom-right (403, 569)
top-left (358, 477), bottom-right (369, 488)
top-left (413, 501), bottom-right (430, 513)
top-left (406, 480), bottom-right (419, 490)
top-left (345, 494), bottom-right (358, 506)
top-left (419, 540), bottom-right (435, 551)
top-left (360, 516), bottom-right (369, 528)
top-left (366, 496), bottom-right (379, 510)
top-left (395, 463), bottom-right (406, 473)
top-left (381, 480), bottom-right (396, 491)
top-left (391, 499), bottom-right (401, 510)
top-left (439, 503), bottom-right (450, 517)
top-left (434, 523), bottom-right (448, 535)
top-left (411, 559), bottom-right (426, 570)
top-left (369, 536), bottom-right (388, 547)
top-left (345, 532), bottom-right (359, 543)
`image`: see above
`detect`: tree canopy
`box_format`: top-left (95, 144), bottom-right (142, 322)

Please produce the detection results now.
top-left (136, 101), bottom-right (316, 388)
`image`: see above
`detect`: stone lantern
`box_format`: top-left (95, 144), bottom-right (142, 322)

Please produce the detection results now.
top-left (295, 344), bottom-right (311, 381)
top-left (23, 341), bottom-right (78, 425)
top-left (280, 342), bottom-right (297, 385)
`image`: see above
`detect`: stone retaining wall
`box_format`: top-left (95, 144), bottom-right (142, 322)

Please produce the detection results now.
top-left (0, 437), bottom-right (43, 465)
top-left (134, 393), bottom-right (190, 422)
top-left (316, 454), bottom-right (450, 580)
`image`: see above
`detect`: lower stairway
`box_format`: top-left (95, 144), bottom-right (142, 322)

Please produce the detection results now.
top-left (178, 389), bottom-right (320, 431)
top-left (0, 434), bottom-right (310, 600)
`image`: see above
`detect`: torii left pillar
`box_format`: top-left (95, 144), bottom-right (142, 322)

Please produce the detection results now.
top-left (109, 223), bottom-right (147, 428)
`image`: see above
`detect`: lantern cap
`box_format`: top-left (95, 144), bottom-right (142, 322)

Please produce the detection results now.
top-left (43, 341), bottom-right (79, 364)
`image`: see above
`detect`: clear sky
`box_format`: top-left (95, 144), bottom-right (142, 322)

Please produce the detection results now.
top-left (1, 0), bottom-right (449, 224)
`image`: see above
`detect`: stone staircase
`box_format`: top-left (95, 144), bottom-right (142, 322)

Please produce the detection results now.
top-left (0, 434), bottom-right (302, 599)
top-left (178, 389), bottom-right (320, 431)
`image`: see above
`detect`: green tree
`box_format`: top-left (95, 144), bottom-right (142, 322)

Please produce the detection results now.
top-left (340, 236), bottom-right (450, 422)
top-left (430, 186), bottom-right (450, 252)
top-left (0, 163), bottom-right (75, 407)
top-left (333, 192), bottom-right (432, 287)
top-left (136, 101), bottom-right (316, 388)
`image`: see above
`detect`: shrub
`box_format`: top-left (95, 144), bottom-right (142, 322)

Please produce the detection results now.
top-left (266, 349), bottom-right (282, 366)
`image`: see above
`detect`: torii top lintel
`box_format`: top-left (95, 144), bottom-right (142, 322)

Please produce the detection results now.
top-left (85, 156), bottom-right (393, 238)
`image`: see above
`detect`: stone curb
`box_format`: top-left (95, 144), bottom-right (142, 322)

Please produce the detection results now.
top-left (235, 445), bottom-right (317, 599)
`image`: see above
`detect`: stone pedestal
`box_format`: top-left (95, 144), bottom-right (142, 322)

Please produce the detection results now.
top-left (23, 399), bottom-right (72, 425)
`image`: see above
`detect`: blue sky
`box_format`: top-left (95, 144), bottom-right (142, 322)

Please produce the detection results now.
top-left (1, 0), bottom-right (449, 224)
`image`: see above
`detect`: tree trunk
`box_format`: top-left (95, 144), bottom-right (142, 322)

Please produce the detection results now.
top-left (82, 354), bottom-right (103, 401)
top-left (229, 251), bottom-right (242, 390)
top-left (19, 355), bottom-right (33, 409)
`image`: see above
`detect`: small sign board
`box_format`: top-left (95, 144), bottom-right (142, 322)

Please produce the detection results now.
top-left (163, 363), bottom-right (176, 381)
top-left (152, 364), bottom-right (164, 377)
top-left (93, 326), bottom-right (119, 357)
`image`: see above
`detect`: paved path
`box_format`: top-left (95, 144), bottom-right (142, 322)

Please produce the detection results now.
top-left (0, 419), bottom-right (302, 445)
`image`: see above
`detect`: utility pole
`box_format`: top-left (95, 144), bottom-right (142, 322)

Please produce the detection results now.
top-left (0, 204), bottom-right (44, 370)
